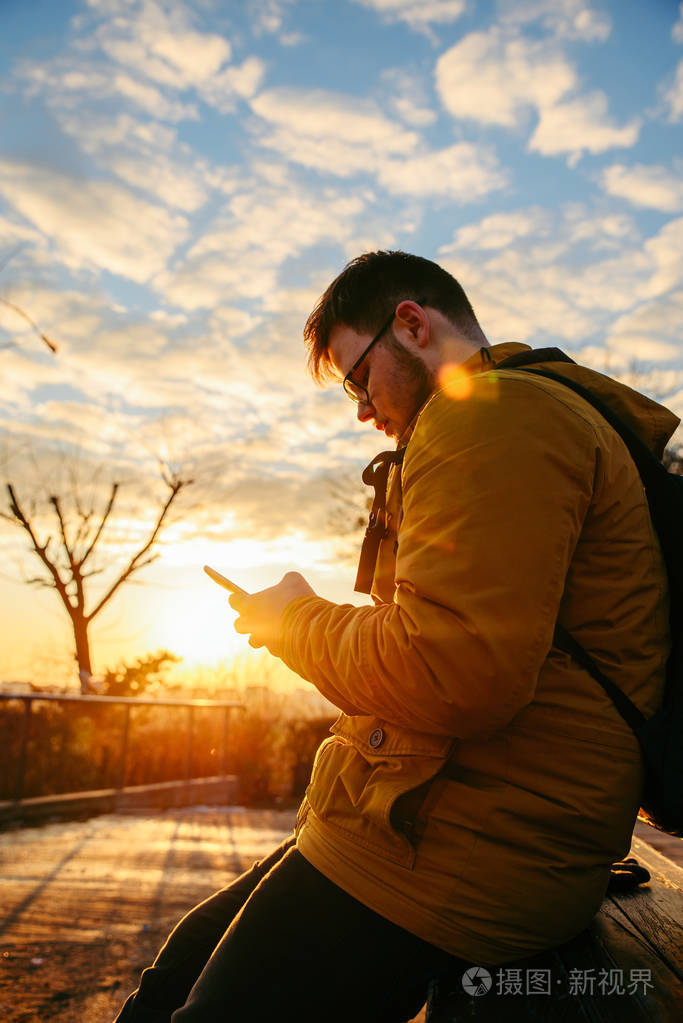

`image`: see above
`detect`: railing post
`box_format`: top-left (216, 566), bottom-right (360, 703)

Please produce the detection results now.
top-left (14, 698), bottom-right (32, 801)
top-left (118, 703), bottom-right (131, 790)
top-left (222, 706), bottom-right (230, 775)
top-left (184, 705), bottom-right (194, 781)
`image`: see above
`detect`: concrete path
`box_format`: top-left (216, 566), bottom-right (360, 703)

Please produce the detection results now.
top-left (0, 807), bottom-right (297, 1022)
top-left (0, 807), bottom-right (680, 1022)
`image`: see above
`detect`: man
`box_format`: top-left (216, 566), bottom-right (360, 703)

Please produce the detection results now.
top-left (116, 251), bottom-right (675, 1022)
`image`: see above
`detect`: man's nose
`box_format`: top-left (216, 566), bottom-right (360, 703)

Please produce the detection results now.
top-left (356, 399), bottom-right (374, 423)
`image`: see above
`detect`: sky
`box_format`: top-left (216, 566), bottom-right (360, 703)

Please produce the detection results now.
top-left (1, 0), bottom-right (682, 687)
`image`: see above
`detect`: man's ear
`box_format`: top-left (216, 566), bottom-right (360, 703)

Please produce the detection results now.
top-left (394, 300), bottom-right (430, 347)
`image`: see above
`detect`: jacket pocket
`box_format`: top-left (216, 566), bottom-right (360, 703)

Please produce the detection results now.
top-left (304, 714), bottom-right (453, 868)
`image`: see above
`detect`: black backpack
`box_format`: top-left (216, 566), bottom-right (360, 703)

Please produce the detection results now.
top-left (498, 348), bottom-right (683, 837)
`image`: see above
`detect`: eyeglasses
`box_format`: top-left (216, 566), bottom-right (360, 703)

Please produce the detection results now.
top-left (342, 299), bottom-right (425, 405)
top-left (342, 308), bottom-right (396, 405)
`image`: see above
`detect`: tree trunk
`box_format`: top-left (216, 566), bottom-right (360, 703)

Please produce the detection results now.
top-left (72, 614), bottom-right (93, 691)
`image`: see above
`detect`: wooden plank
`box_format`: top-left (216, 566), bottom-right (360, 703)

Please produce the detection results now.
top-left (426, 862), bottom-right (683, 1023)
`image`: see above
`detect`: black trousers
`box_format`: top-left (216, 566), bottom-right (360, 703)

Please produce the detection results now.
top-left (114, 835), bottom-right (462, 1022)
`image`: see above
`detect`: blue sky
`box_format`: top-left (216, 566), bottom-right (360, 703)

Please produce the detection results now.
top-left (1, 0), bottom-right (682, 684)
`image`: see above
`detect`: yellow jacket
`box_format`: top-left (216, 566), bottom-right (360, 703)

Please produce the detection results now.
top-left (280, 344), bottom-right (677, 964)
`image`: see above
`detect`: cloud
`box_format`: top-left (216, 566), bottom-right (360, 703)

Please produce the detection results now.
top-left (18, 2), bottom-right (264, 121)
top-left (673, 3), bottom-right (683, 44)
top-left (605, 292), bottom-right (683, 364)
top-left (381, 69), bottom-right (438, 127)
top-left (643, 217), bottom-right (683, 299)
top-left (663, 60), bottom-right (683, 122)
top-left (352, 0), bottom-right (466, 27)
top-left (202, 57), bottom-right (266, 112)
top-left (157, 180), bottom-right (366, 310)
top-left (438, 206), bottom-right (683, 350)
top-left (436, 30), bottom-right (577, 128)
top-left (0, 161), bottom-right (188, 283)
top-left (497, 0), bottom-right (612, 42)
top-left (529, 92), bottom-right (640, 159)
top-left (52, 111), bottom-right (210, 213)
top-left (246, 0), bottom-right (298, 35)
top-left (562, 207), bottom-right (638, 249)
top-left (601, 163), bottom-right (683, 213)
top-left (250, 87), bottom-right (419, 176)
top-left (377, 143), bottom-right (508, 200)
top-left (92, 0), bottom-right (233, 90)
top-left (436, 27), bottom-right (639, 159)
top-left (19, 59), bottom-right (199, 122)
top-left (444, 209), bottom-right (550, 251)
top-left (250, 86), bottom-right (505, 199)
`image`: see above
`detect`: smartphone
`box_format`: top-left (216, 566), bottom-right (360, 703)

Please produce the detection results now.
top-left (203, 565), bottom-right (249, 596)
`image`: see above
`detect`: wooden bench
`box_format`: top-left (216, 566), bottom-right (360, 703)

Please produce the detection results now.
top-left (424, 835), bottom-right (683, 1022)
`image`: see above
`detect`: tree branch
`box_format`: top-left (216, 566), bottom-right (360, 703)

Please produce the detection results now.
top-left (25, 575), bottom-right (55, 589)
top-left (50, 495), bottom-right (75, 570)
top-left (6, 483), bottom-right (74, 610)
top-left (80, 482), bottom-right (118, 568)
top-left (0, 298), bottom-right (58, 354)
top-left (87, 477), bottom-right (190, 621)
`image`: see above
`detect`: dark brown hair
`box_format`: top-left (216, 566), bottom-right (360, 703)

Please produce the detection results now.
top-left (303, 250), bottom-right (483, 382)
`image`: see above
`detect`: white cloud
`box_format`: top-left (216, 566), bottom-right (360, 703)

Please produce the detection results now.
top-left (18, 59), bottom-right (199, 122)
top-left (444, 209), bottom-right (549, 251)
top-left (53, 110), bottom-right (210, 213)
top-left (438, 207), bottom-right (683, 350)
top-left (663, 60), bottom-right (683, 121)
top-left (19, 2), bottom-right (263, 121)
top-left (210, 306), bottom-right (263, 339)
top-left (673, 3), bottom-right (683, 43)
top-left (605, 292), bottom-right (683, 363)
top-left (643, 217), bottom-right (683, 299)
top-left (530, 92), bottom-right (640, 159)
top-left (93, 1), bottom-right (232, 90)
top-left (0, 161), bottom-right (188, 283)
top-left (247, 0), bottom-right (297, 35)
top-left (436, 30), bottom-right (577, 128)
top-left (562, 208), bottom-right (638, 249)
top-left (158, 182), bottom-right (366, 310)
top-left (251, 87), bottom-right (419, 175)
top-left (377, 143), bottom-right (508, 200)
top-left (352, 0), bottom-right (466, 26)
top-left (498, 0), bottom-right (612, 42)
top-left (601, 163), bottom-right (683, 213)
top-left (250, 86), bottom-right (505, 199)
top-left (436, 28), bottom-right (639, 159)
top-left (382, 69), bottom-right (437, 127)
top-left (203, 57), bottom-right (266, 112)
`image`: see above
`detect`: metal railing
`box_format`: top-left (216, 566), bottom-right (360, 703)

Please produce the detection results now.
top-left (0, 691), bottom-right (244, 804)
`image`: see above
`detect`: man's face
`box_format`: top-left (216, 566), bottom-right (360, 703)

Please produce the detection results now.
top-left (329, 322), bottom-right (435, 440)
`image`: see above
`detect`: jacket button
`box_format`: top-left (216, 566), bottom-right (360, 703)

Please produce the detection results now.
top-left (369, 727), bottom-right (384, 748)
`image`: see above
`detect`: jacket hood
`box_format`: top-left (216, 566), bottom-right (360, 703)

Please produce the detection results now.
top-left (465, 343), bottom-right (680, 459)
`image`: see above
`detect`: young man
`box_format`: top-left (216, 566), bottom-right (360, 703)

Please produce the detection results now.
top-left (116, 251), bottom-right (675, 1022)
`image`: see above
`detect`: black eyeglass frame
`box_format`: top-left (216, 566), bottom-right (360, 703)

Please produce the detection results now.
top-left (342, 298), bottom-right (426, 405)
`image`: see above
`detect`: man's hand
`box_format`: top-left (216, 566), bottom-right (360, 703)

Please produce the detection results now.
top-left (229, 571), bottom-right (316, 655)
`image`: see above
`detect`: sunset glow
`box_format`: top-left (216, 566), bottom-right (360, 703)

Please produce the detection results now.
top-left (1, 0), bottom-right (681, 687)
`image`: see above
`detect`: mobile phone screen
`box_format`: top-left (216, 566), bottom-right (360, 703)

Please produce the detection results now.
top-left (203, 565), bottom-right (249, 596)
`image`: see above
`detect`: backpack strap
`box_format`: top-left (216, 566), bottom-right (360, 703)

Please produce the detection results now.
top-left (495, 346), bottom-right (577, 370)
top-left (354, 449), bottom-right (405, 595)
top-left (513, 364), bottom-right (666, 738)
top-left (552, 625), bottom-right (646, 733)
top-left (512, 366), bottom-right (668, 495)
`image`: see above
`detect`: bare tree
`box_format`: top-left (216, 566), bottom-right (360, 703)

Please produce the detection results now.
top-left (2, 464), bottom-right (192, 691)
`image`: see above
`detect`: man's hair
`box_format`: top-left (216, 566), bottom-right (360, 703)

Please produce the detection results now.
top-left (303, 250), bottom-right (483, 383)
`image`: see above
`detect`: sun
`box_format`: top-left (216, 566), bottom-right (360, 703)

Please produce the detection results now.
top-left (146, 576), bottom-right (245, 666)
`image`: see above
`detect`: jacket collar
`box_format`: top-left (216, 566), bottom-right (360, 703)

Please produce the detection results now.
top-left (395, 343), bottom-right (531, 448)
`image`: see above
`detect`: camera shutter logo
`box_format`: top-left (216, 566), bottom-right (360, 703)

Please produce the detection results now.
top-left (462, 966), bottom-right (493, 996)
